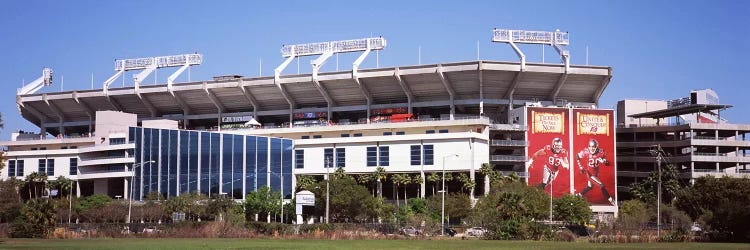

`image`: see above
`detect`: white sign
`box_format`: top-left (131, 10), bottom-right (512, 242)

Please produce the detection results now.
top-left (295, 191), bottom-right (315, 206)
top-left (222, 116), bottom-right (253, 123)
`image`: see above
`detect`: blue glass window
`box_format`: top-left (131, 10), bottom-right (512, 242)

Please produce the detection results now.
top-left (411, 145), bottom-right (421, 165)
top-left (439, 129), bottom-right (449, 134)
top-left (8, 160), bottom-right (15, 177)
top-left (46, 159), bottom-right (54, 176)
top-left (396, 131), bottom-right (405, 135)
top-left (210, 133), bottom-right (220, 197)
top-left (200, 132), bottom-right (210, 196)
top-left (189, 132), bottom-right (199, 193)
top-left (222, 134), bottom-right (232, 196)
top-left (179, 130), bottom-right (189, 195)
top-left (160, 130), bottom-right (169, 198)
top-left (423, 145), bottom-right (434, 165)
top-left (16, 160), bottom-right (24, 177)
top-left (426, 130), bottom-right (435, 134)
top-left (295, 149), bottom-right (304, 169)
top-left (134, 127), bottom-right (142, 200)
top-left (270, 138), bottom-right (282, 193)
top-left (245, 136), bottom-right (257, 193)
top-left (366, 147), bottom-right (377, 167)
top-left (282, 139), bottom-right (293, 198)
top-left (169, 130), bottom-right (178, 198)
top-left (233, 135), bottom-right (243, 199)
top-left (379, 146), bottom-right (389, 166)
top-left (336, 148), bottom-right (345, 168)
top-left (324, 148), bottom-right (334, 168)
top-left (256, 137), bottom-right (268, 189)
top-left (69, 158), bottom-right (78, 175)
top-left (38, 159), bottom-right (46, 174)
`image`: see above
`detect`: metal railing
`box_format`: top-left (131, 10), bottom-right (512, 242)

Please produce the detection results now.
top-left (490, 155), bottom-right (526, 162)
top-left (490, 140), bottom-right (527, 147)
top-left (205, 116), bottom-right (490, 131)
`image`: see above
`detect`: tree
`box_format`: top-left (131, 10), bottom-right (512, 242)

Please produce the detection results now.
top-left (553, 194), bottom-right (592, 225)
top-left (296, 175), bottom-right (317, 191)
top-left (164, 192), bottom-right (207, 222)
top-left (373, 167), bottom-right (387, 198)
top-left (392, 173), bottom-right (409, 207)
top-left (427, 172), bottom-right (440, 196)
top-left (675, 176), bottom-right (750, 242)
top-left (24, 172), bottom-right (48, 199)
top-left (11, 198), bottom-right (56, 238)
top-left (617, 199), bottom-right (650, 234)
top-left (356, 173), bottom-right (375, 196)
top-left (412, 174), bottom-right (423, 199)
top-left (0, 179), bottom-right (22, 223)
top-left (469, 179), bottom-right (551, 240)
top-left (629, 164), bottom-right (681, 205)
top-left (457, 172), bottom-right (476, 200)
top-left (244, 186), bottom-right (281, 222)
top-left (478, 163), bottom-right (495, 196)
top-left (48, 176), bottom-right (73, 199)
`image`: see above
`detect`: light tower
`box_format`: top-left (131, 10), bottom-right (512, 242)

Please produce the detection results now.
top-left (275, 37), bottom-right (387, 125)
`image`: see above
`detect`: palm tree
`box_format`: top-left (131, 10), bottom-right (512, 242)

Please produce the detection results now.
top-left (479, 163), bottom-right (494, 196)
top-left (427, 172), bottom-right (440, 196)
top-left (25, 172), bottom-right (48, 199)
top-left (49, 176), bottom-right (73, 199)
top-left (412, 174), bottom-right (424, 199)
top-left (373, 167), bottom-right (387, 199)
top-left (457, 172), bottom-right (476, 202)
top-left (392, 173), bottom-right (409, 207)
top-left (356, 173), bottom-right (375, 196)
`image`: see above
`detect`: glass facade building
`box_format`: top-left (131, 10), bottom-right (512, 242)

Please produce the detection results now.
top-left (129, 127), bottom-right (293, 200)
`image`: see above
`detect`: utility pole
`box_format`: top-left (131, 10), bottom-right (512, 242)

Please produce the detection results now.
top-left (649, 145), bottom-right (664, 239)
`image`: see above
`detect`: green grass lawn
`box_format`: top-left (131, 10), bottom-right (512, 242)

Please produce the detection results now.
top-left (0, 238), bottom-right (748, 250)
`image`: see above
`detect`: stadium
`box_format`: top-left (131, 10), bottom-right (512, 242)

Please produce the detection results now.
top-left (3, 28), bottom-right (747, 222)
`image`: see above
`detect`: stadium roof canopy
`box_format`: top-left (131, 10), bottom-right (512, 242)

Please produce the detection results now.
top-left (16, 60), bottom-right (612, 127)
top-left (629, 104), bottom-right (733, 119)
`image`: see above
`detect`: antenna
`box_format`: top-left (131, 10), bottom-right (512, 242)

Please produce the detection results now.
top-left (492, 28), bottom-right (570, 72)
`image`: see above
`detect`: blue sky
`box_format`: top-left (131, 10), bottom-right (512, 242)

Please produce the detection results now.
top-left (1, 1), bottom-right (748, 138)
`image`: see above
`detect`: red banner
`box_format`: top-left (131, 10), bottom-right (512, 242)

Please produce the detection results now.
top-left (572, 109), bottom-right (616, 206)
top-left (526, 107), bottom-right (571, 198)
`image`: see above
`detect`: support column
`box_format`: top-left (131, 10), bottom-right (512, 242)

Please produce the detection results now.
top-left (76, 181), bottom-right (81, 198)
top-left (124, 178), bottom-right (129, 200)
top-left (420, 171), bottom-right (426, 198)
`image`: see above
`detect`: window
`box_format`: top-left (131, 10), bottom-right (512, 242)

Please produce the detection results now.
top-left (110, 137), bottom-right (126, 145)
top-left (69, 158), bottom-right (78, 175)
top-left (295, 149), bottom-right (304, 169)
top-left (426, 130), bottom-right (435, 134)
top-left (301, 135), bottom-right (310, 139)
top-left (8, 160), bottom-right (15, 177)
top-left (410, 145), bottom-right (421, 165)
top-left (353, 133), bottom-right (363, 137)
top-left (313, 135), bottom-right (322, 139)
top-left (46, 159), bottom-right (55, 176)
top-left (31, 148), bottom-right (37, 151)
top-left (335, 148), bottom-right (345, 168)
top-left (423, 145), bottom-right (434, 165)
top-left (396, 131), bottom-right (405, 135)
top-left (40, 147), bottom-right (46, 150)
top-left (379, 146), bottom-right (389, 166)
top-left (324, 148), bottom-right (334, 168)
top-left (17, 160), bottom-right (25, 177)
top-left (61, 146), bottom-right (68, 149)
top-left (383, 132), bottom-right (392, 136)
top-left (340, 134), bottom-right (350, 138)
top-left (38, 159), bottom-right (46, 173)
top-left (439, 129), bottom-right (449, 134)
top-left (70, 146), bottom-right (77, 149)
top-left (367, 147), bottom-right (377, 167)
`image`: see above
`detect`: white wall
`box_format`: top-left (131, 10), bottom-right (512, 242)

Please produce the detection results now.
top-left (293, 133), bottom-right (488, 175)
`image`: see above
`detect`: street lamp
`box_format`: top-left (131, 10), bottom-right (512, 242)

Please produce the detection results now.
top-left (441, 154), bottom-right (459, 236)
top-left (127, 160), bottom-right (155, 224)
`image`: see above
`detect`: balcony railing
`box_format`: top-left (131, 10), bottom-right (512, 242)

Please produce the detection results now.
top-left (491, 155), bottom-right (526, 162)
top-left (205, 116), bottom-right (491, 131)
top-left (490, 140), bottom-right (527, 147)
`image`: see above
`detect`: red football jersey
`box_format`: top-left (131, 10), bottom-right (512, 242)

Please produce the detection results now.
top-left (578, 148), bottom-right (607, 171)
top-left (542, 145), bottom-right (568, 171)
